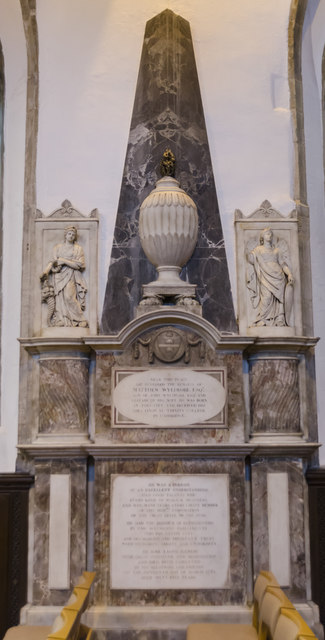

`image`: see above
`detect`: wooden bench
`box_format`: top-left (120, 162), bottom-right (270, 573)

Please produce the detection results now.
top-left (273, 607), bottom-right (319, 640)
top-left (3, 571), bottom-right (96, 640)
top-left (187, 571), bottom-right (318, 640)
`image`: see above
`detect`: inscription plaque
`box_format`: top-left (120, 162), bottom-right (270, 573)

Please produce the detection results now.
top-left (110, 474), bottom-right (230, 589)
top-left (113, 368), bottom-right (227, 427)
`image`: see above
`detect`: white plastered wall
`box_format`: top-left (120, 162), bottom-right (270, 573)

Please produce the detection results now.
top-left (0, 1), bottom-right (27, 472)
top-left (302, 0), bottom-right (325, 465)
top-left (36, 0), bottom-right (294, 315)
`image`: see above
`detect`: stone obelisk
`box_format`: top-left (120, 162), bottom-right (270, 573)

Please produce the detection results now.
top-left (101, 9), bottom-right (237, 333)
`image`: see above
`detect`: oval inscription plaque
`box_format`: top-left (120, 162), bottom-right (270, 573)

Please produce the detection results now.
top-left (113, 368), bottom-right (226, 427)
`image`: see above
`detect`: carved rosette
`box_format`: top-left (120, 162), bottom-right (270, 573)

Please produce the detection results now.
top-left (139, 174), bottom-right (199, 304)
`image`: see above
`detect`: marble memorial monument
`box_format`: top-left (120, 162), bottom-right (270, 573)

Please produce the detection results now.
top-left (17, 8), bottom-right (320, 640)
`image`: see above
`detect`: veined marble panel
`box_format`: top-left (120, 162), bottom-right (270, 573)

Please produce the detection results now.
top-left (249, 358), bottom-right (300, 434)
top-left (39, 358), bottom-right (89, 435)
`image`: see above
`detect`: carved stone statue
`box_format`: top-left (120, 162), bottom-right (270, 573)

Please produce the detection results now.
top-left (40, 226), bottom-right (88, 327)
top-left (246, 227), bottom-right (294, 327)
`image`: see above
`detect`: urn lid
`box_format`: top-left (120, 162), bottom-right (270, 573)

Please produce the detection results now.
top-left (140, 174), bottom-right (197, 213)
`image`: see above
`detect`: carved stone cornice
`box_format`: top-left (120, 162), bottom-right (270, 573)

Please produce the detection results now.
top-left (245, 335), bottom-right (319, 355)
top-left (86, 310), bottom-right (254, 352)
top-left (19, 337), bottom-right (91, 356)
top-left (18, 442), bottom-right (320, 460)
top-left (19, 330), bottom-right (318, 357)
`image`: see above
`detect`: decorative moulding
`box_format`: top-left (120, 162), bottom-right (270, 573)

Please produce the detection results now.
top-left (36, 199), bottom-right (99, 219)
top-left (34, 200), bottom-right (99, 337)
top-left (234, 201), bottom-right (303, 336)
top-left (234, 200), bottom-right (297, 221)
top-left (20, 602), bottom-right (320, 631)
top-left (19, 320), bottom-right (317, 357)
top-left (18, 337), bottom-right (90, 356)
top-left (17, 442), bottom-right (320, 460)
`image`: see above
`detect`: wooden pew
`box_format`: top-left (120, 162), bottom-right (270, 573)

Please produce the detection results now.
top-left (187, 572), bottom-right (318, 640)
top-left (187, 571), bottom-right (280, 640)
top-left (3, 572), bottom-right (96, 640)
top-left (273, 607), bottom-right (319, 640)
top-left (47, 609), bottom-right (80, 640)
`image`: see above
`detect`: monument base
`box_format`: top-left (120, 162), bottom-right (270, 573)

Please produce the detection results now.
top-left (136, 303), bottom-right (202, 318)
top-left (20, 604), bottom-right (323, 640)
top-left (138, 280), bottom-right (201, 315)
top-left (142, 281), bottom-right (197, 297)
top-left (137, 283), bottom-right (202, 317)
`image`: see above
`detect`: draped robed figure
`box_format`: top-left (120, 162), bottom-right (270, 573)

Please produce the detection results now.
top-left (247, 228), bottom-right (294, 327)
top-left (40, 226), bottom-right (88, 327)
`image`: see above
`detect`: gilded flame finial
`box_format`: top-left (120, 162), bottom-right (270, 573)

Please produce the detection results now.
top-left (160, 148), bottom-right (176, 177)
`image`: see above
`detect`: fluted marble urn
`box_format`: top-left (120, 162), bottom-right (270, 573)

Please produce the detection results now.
top-left (139, 173), bottom-right (199, 307)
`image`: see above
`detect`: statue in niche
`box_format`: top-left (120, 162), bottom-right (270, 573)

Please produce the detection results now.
top-left (40, 226), bottom-right (88, 327)
top-left (246, 227), bottom-right (294, 327)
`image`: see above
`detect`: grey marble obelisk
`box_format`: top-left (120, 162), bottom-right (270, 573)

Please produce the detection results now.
top-left (101, 9), bottom-right (237, 333)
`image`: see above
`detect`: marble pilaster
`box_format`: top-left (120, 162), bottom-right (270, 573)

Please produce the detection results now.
top-left (32, 459), bottom-right (87, 605)
top-left (39, 358), bottom-right (89, 435)
top-left (251, 458), bottom-right (307, 600)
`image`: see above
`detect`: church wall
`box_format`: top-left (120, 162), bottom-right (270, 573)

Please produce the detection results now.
top-left (0, 1), bottom-right (323, 635)
top-left (35, 0), bottom-right (295, 313)
top-left (0, 0), bottom-right (27, 471)
top-left (301, 0), bottom-right (325, 465)
top-left (0, 0), bottom-right (306, 470)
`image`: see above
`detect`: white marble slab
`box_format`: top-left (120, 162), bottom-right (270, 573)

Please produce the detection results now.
top-left (48, 474), bottom-right (71, 589)
top-left (110, 474), bottom-right (230, 589)
top-left (267, 472), bottom-right (291, 586)
top-left (112, 367), bottom-right (227, 427)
